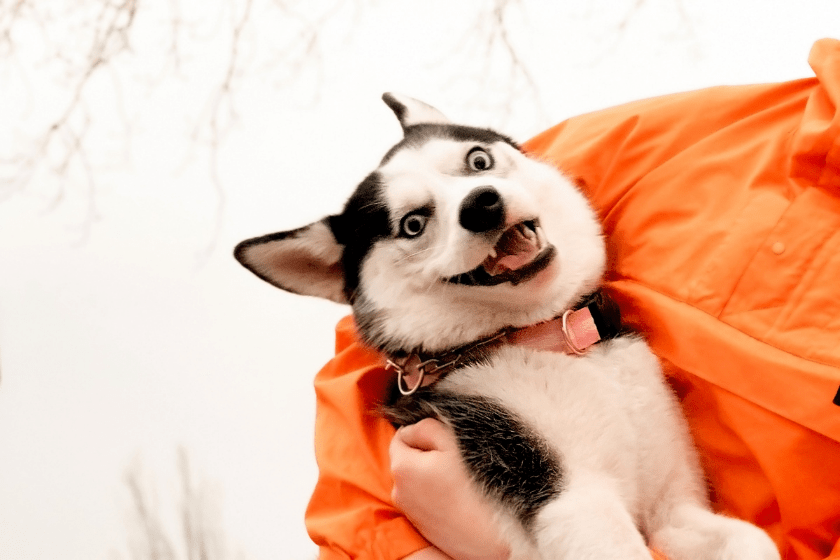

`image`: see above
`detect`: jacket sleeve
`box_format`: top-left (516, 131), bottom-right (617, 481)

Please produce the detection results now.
top-left (305, 316), bottom-right (431, 560)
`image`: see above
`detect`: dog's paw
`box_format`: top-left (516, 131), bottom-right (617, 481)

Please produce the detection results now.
top-left (651, 507), bottom-right (780, 560)
top-left (714, 517), bottom-right (781, 560)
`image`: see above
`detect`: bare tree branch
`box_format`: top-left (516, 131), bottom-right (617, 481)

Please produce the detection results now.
top-left (585, 0), bottom-right (699, 65)
top-left (0, 0), bottom-right (554, 237)
top-left (125, 460), bottom-right (178, 560)
top-left (0, 0), bottom-right (136, 234)
top-left (193, 0), bottom-right (254, 262)
top-left (0, 0), bottom-right (26, 56)
top-left (121, 450), bottom-right (238, 560)
top-left (0, 0), bottom-right (701, 249)
top-left (433, 0), bottom-right (548, 130)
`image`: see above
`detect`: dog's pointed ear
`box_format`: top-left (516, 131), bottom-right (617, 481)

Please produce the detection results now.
top-left (234, 218), bottom-right (348, 304)
top-left (383, 92), bottom-right (450, 132)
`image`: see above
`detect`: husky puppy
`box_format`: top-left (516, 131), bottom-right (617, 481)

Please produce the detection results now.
top-left (234, 94), bottom-right (780, 560)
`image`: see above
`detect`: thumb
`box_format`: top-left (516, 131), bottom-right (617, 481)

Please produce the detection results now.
top-left (395, 417), bottom-right (454, 452)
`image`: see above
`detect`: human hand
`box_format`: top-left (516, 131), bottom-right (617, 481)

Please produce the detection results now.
top-left (390, 418), bottom-right (510, 560)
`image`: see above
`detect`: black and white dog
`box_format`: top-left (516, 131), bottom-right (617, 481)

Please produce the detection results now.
top-left (235, 94), bottom-right (779, 560)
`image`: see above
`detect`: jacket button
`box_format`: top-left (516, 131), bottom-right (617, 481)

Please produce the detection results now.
top-left (771, 241), bottom-right (786, 255)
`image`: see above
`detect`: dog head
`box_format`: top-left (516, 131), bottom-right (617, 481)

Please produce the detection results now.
top-left (235, 94), bottom-right (605, 354)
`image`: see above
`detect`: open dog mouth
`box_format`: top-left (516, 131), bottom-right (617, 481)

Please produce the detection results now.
top-left (445, 219), bottom-right (556, 286)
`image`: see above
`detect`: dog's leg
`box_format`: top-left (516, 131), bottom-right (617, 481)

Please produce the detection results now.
top-left (613, 339), bottom-right (780, 560)
top-left (640, 423), bottom-right (780, 560)
top-left (649, 501), bottom-right (780, 560)
top-left (530, 476), bottom-right (652, 560)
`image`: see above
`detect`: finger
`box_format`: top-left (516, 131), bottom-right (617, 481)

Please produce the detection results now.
top-left (389, 428), bottom-right (420, 466)
top-left (396, 417), bottom-right (453, 452)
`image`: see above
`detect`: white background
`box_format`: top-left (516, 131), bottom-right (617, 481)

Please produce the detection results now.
top-left (0, 1), bottom-right (838, 559)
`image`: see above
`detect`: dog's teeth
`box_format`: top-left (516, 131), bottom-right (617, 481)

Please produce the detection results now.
top-left (489, 248), bottom-right (497, 258)
top-left (521, 226), bottom-right (536, 241)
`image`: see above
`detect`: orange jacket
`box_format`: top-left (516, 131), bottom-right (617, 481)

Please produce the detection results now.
top-left (305, 38), bottom-right (840, 560)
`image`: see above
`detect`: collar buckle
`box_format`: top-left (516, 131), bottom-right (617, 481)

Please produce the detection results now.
top-left (561, 309), bottom-right (587, 355)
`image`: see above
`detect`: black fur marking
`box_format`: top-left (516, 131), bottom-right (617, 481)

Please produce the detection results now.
top-left (833, 385), bottom-right (840, 407)
top-left (352, 291), bottom-right (392, 352)
top-left (382, 93), bottom-right (408, 125)
top-left (333, 171), bottom-right (392, 302)
top-left (381, 124), bottom-right (520, 165)
top-left (385, 390), bottom-right (564, 530)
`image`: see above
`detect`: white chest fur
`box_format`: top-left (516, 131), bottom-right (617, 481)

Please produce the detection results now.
top-left (438, 337), bottom-right (695, 530)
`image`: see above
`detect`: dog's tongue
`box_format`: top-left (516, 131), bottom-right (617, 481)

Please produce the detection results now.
top-left (483, 224), bottom-right (540, 275)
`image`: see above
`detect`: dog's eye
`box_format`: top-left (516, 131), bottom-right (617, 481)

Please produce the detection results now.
top-left (400, 212), bottom-right (428, 238)
top-left (467, 148), bottom-right (493, 172)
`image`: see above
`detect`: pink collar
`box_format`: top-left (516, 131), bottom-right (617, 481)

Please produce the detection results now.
top-left (386, 306), bottom-right (604, 396)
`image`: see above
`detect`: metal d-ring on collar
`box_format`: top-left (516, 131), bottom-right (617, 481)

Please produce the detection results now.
top-left (386, 358), bottom-right (433, 396)
top-left (395, 363), bottom-right (422, 395)
top-left (386, 331), bottom-right (508, 396)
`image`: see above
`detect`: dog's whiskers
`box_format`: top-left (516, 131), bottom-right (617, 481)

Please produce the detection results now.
top-left (397, 246), bottom-right (434, 264)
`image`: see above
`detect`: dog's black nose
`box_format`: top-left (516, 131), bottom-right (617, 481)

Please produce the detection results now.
top-left (459, 187), bottom-right (505, 233)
